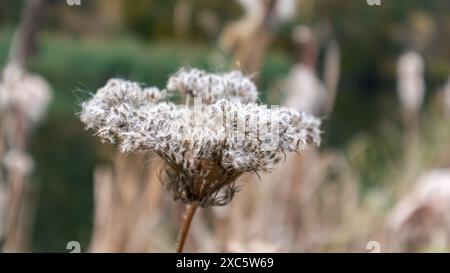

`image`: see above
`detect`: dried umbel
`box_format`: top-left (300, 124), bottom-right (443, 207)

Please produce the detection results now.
top-left (81, 71), bottom-right (320, 208)
top-left (81, 68), bottom-right (321, 252)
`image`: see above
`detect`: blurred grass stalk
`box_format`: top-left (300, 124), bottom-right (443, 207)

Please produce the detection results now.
top-left (384, 51), bottom-right (450, 252)
top-left (397, 51), bottom-right (426, 185)
top-left (0, 0), bottom-right (49, 252)
top-left (220, 0), bottom-right (282, 76)
top-left (89, 152), bottom-right (168, 252)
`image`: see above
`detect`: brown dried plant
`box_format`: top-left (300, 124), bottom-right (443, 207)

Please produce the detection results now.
top-left (0, 0), bottom-right (50, 252)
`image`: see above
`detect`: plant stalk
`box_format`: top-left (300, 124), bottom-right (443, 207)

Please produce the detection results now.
top-left (176, 203), bottom-right (198, 253)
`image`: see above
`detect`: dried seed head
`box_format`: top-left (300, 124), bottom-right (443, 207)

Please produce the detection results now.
top-left (81, 70), bottom-right (321, 207)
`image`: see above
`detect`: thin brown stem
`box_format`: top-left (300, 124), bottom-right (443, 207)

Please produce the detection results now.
top-left (176, 203), bottom-right (198, 253)
top-left (9, 0), bottom-right (47, 69)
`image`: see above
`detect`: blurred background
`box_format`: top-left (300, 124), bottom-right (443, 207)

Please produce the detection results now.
top-left (1, 0), bottom-right (450, 252)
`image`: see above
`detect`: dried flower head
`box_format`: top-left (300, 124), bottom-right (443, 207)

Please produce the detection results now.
top-left (80, 69), bottom-right (321, 207)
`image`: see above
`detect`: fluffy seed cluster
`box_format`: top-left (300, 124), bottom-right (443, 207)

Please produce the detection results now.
top-left (80, 68), bottom-right (321, 207)
top-left (167, 67), bottom-right (258, 104)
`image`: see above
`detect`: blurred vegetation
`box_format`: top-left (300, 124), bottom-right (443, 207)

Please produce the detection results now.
top-left (0, 0), bottom-right (450, 251)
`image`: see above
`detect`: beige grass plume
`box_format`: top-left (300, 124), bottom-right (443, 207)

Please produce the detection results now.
top-left (397, 51), bottom-right (425, 123)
